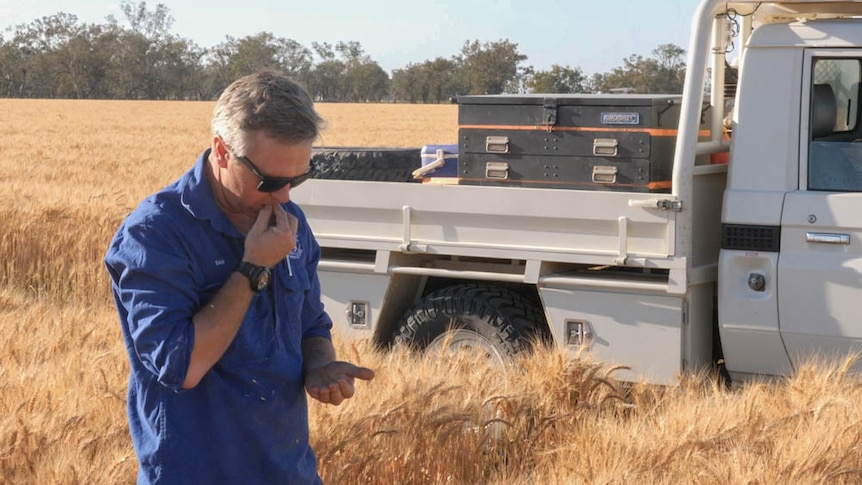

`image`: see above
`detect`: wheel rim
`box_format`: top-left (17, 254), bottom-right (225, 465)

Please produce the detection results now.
top-left (427, 329), bottom-right (507, 366)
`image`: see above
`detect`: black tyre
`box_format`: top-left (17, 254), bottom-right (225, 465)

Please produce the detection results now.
top-left (394, 283), bottom-right (549, 363)
top-left (311, 147), bottom-right (422, 182)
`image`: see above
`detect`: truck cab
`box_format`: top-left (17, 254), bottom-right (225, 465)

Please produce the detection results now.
top-left (719, 11), bottom-right (862, 382)
top-left (292, 1), bottom-right (862, 385)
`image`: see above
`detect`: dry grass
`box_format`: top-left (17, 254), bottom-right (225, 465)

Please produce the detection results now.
top-left (2, 99), bottom-right (862, 484)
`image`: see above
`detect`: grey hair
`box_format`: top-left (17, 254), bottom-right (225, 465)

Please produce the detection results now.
top-left (211, 69), bottom-right (324, 155)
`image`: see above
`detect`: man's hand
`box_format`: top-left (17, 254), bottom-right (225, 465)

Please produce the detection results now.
top-left (304, 361), bottom-right (375, 405)
top-left (243, 204), bottom-right (297, 267)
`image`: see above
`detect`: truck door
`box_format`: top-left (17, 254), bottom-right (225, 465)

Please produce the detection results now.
top-left (779, 53), bottom-right (862, 368)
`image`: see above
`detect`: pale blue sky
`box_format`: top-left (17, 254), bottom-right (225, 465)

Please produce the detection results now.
top-left (1, 0), bottom-right (697, 75)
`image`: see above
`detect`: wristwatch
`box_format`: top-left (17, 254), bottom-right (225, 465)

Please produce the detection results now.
top-left (236, 261), bottom-right (270, 292)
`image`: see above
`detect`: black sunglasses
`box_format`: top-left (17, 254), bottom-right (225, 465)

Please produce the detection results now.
top-left (234, 154), bottom-right (316, 192)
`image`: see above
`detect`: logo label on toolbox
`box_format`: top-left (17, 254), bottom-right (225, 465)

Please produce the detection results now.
top-left (601, 112), bottom-right (640, 125)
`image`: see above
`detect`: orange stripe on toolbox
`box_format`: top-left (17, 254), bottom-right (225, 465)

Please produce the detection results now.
top-left (457, 177), bottom-right (672, 189)
top-left (458, 124), bottom-right (710, 137)
top-left (648, 180), bottom-right (672, 190)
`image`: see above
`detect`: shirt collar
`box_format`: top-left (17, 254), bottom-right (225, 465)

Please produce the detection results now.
top-left (179, 149), bottom-right (242, 237)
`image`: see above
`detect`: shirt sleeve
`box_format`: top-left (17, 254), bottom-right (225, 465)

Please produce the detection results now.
top-left (105, 217), bottom-right (199, 390)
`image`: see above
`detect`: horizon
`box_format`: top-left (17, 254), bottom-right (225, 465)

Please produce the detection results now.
top-left (1, 0), bottom-right (698, 76)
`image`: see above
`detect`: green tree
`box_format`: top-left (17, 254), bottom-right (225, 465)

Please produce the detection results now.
top-left (0, 39), bottom-right (15, 97)
top-left (505, 65), bottom-right (534, 94)
top-left (337, 41), bottom-right (390, 102)
top-left (209, 33), bottom-right (282, 87)
top-left (277, 39), bottom-right (314, 86)
top-left (597, 43), bottom-right (686, 94)
top-left (26, 13), bottom-right (88, 98)
top-left (421, 57), bottom-right (460, 102)
top-left (0, 13), bottom-right (106, 98)
top-left (0, 2), bottom-right (695, 103)
top-left (205, 33), bottom-right (312, 99)
top-left (306, 42), bottom-right (345, 101)
top-left (390, 57), bottom-right (462, 103)
top-left (346, 61), bottom-right (389, 102)
top-left (308, 59), bottom-right (346, 102)
top-left (526, 64), bottom-right (588, 94)
top-left (651, 43), bottom-right (686, 93)
top-left (588, 72), bottom-right (608, 93)
top-left (0, 29), bottom-right (38, 97)
top-left (0, 15), bottom-right (62, 97)
top-left (458, 39), bottom-right (527, 95)
top-left (306, 41), bottom-right (390, 102)
top-left (335, 41), bottom-right (364, 64)
top-left (107, 1), bottom-right (178, 98)
top-left (390, 63), bottom-right (423, 103)
top-left (158, 37), bottom-right (205, 99)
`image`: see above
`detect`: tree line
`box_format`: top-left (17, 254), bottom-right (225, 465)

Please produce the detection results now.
top-left (0, 1), bottom-right (687, 101)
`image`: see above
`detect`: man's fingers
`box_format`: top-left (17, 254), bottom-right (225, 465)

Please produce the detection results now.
top-left (305, 363), bottom-right (374, 405)
top-left (338, 379), bottom-right (355, 399)
top-left (309, 383), bottom-right (345, 405)
top-left (329, 383), bottom-right (345, 405)
top-left (251, 205), bottom-right (274, 232)
top-left (272, 203), bottom-right (290, 228)
top-left (349, 366), bottom-right (376, 381)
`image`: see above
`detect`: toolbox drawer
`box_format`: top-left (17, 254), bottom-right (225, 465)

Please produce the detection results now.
top-left (456, 94), bottom-right (706, 192)
top-left (458, 153), bottom-right (670, 192)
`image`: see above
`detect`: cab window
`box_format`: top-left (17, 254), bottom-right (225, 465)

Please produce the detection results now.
top-left (808, 58), bottom-right (862, 191)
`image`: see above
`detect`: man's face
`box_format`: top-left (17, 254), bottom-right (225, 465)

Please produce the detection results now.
top-left (214, 130), bottom-right (313, 216)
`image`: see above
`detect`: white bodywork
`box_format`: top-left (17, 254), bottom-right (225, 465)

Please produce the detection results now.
top-left (293, 1), bottom-right (862, 384)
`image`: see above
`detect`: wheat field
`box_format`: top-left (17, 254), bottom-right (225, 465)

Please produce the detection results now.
top-left (2, 99), bottom-right (862, 484)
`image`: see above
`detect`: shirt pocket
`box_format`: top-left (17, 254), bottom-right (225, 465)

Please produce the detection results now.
top-left (275, 257), bottom-right (311, 348)
top-left (220, 292), bottom-right (278, 365)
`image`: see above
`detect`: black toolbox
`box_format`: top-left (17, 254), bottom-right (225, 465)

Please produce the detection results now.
top-left (457, 94), bottom-right (709, 192)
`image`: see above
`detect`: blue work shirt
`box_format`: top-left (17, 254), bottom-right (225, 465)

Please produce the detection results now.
top-left (105, 150), bottom-right (332, 484)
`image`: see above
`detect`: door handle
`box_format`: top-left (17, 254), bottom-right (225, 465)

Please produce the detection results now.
top-left (806, 232), bottom-right (850, 245)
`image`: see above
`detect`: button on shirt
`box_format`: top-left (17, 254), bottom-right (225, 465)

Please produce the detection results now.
top-left (105, 150), bottom-right (332, 485)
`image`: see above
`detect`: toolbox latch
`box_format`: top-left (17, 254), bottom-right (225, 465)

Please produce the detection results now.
top-left (345, 300), bottom-right (370, 328)
top-left (485, 136), bottom-right (510, 153)
top-left (629, 198), bottom-right (684, 212)
top-left (593, 138), bottom-right (619, 157)
top-left (485, 161), bottom-right (509, 180)
top-left (592, 165), bottom-right (618, 184)
top-left (542, 98), bottom-right (558, 128)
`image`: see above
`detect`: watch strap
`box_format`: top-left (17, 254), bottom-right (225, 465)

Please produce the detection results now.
top-left (236, 261), bottom-right (269, 292)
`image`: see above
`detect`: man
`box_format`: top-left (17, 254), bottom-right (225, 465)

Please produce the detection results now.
top-left (105, 70), bottom-right (374, 484)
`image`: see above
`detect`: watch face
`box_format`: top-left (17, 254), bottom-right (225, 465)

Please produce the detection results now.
top-left (239, 262), bottom-right (270, 292)
top-left (256, 269), bottom-right (270, 291)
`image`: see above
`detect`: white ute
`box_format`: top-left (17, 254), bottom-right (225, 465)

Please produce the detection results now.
top-left (292, 0), bottom-right (862, 384)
